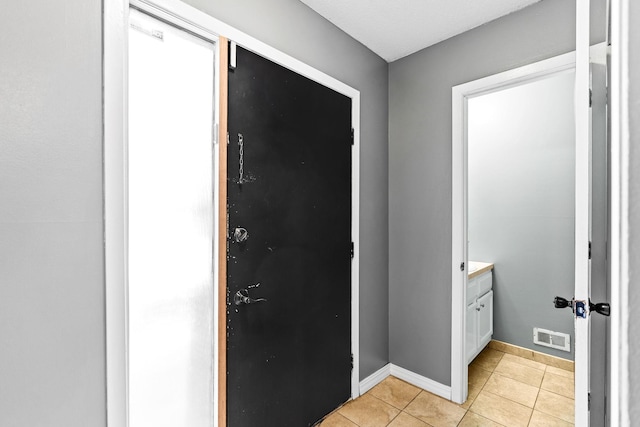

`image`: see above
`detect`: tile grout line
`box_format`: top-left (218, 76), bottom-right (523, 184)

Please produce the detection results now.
top-left (401, 386), bottom-right (438, 427)
top-left (528, 368), bottom-right (543, 427)
top-left (469, 350), bottom-right (536, 427)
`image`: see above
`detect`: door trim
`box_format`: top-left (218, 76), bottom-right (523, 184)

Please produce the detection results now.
top-left (609, 0), bottom-right (631, 424)
top-left (450, 50), bottom-right (578, 405)
top-left (104, 1), bottom-right (361, 426)
top-left (217, 37), bottom-right (229, 427)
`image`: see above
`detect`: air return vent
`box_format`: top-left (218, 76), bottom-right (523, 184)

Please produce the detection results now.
top-left (533, 327), bottom-right (571, 352)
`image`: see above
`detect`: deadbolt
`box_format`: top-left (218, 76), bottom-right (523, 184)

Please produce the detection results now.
top-left (233, 227), bottom-right (249, 243)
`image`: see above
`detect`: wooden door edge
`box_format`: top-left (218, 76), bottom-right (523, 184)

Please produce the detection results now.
top-left (218, 36), bottom-right (229, 427)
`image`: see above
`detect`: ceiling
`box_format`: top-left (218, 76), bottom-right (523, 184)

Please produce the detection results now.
top-left (299, 0), bottom-right (542, 62)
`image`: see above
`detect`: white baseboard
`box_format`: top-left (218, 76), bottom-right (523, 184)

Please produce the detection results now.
top-left (389, 364), bottom-right (451, 400)
top-left (359, 363), bottom-right (391, 395)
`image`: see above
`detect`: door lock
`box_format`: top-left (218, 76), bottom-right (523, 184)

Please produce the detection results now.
top-left (554, 296), bottom-right (610, 317)
top-left (233, 227), bottom-right (249, 243)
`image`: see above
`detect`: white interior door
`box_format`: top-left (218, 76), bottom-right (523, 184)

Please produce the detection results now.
top-left (574, 0), bottom-right (592, 424)
top-left (127, 9), bottom-right (216, 426)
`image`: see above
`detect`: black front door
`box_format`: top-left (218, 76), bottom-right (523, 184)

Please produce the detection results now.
top-left (226, 46), bottom-right (353, 426)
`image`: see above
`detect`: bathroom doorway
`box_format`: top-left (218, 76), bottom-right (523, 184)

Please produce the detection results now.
top-left (451, 43), bottom-right (608, 425)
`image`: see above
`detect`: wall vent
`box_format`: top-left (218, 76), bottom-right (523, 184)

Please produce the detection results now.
top-left (533, 327), bottom-right (571, 352)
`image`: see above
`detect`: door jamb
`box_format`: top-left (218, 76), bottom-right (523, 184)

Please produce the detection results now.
top-left (104, 1), bottom-right (361, 426)
top-left (608, 0), bottom-right (630, 424)
top-left (450, 50), bottom-right (578, 405)
top-left (217, 37), bottom-right (229, 426)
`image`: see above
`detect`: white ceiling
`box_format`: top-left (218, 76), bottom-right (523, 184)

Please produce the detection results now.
top-left (299, 0), bottom-right (542, 62)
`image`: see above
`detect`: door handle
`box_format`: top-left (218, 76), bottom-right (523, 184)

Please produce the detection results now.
top-left (554, 296), bottom-right (611, 317)
top-left (590, 300), bottom-right (611, 317)
top-left (554, 296), bottom-right (573, 310)
top-left (234, 288), bottom-right (267, 305)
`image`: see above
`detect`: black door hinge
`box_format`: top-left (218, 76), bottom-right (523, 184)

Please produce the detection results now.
top-left (589, 241), bottom-right (592, 259)
top-left (350, 353), bottom-right (354, 371)
top-left (589, 89), bottom-right (593, 107)
top-left (588, 392), bottom-right (591, 411)
top-left (350, 242), bottom-right (354, 259)
top-left (350, 128), bottom-right (354, 146)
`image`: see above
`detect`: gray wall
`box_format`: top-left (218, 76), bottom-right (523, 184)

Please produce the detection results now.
top-left (467, 72), bottom-right (576, 360)
top-left (0, 2), bottom-right (106, 426)
top-left (181, 0), bottom-right (390, 380)
top-left (628, 0), bottom-right (640, 421)
top-left (388, 0), bottom-right (607, 386)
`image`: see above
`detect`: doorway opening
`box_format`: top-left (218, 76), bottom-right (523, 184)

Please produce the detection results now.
top-left (451, 44), bottom-right (608, 424)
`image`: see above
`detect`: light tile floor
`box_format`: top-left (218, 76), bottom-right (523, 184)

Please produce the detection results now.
top-left (319, 347), bottom-right (574, 427)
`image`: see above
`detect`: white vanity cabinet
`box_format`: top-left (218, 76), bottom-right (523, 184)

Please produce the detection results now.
top-left (466, 267), bottom-right (493, 364)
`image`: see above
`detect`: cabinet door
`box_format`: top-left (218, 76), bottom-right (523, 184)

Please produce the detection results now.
top-left (477, 290), bottom-right (493, 349)
top-left (467, 276), bottom-right (478, 305)
top-left (466, 302), bottom-right (477, 363)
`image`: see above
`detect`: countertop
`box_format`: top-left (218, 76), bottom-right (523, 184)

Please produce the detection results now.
top-left (468, 261), bottom-right (494, 280)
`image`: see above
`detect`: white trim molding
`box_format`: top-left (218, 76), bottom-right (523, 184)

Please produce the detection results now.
top-left (358, 363), bottom-right (451, 401)
top-left (609, 0), bottom-right (630, 425)
top-left (390, 364), bottom-right (451, 400)
top-left (359, 364), bottom-right (391, 395)
top-left (104, 1), bottom-right (129, 427)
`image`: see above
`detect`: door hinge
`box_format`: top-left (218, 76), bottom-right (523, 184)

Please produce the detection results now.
top-left (589, 241), bottom-right (592, 259)
top-left (350, 242), bottom-right (354, 259)
top-left (588, 392), bottom-right (591, 411)
top-left (350, 128), bottom-right (354, 146)
top-left (350, 353), bottom-right (354, 371)
top-left (589, 89), bottom-right (593, 107)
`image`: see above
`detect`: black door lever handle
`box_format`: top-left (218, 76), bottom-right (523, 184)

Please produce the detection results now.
top-left (234, 288), bottom-right (267, 305)
top-left (590, 300), bottom-right (611, 316)
top-left (554, 296), bottom-right (572, 309)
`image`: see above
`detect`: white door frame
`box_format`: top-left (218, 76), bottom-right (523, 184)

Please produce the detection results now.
top-left (608, 0), bottom-right (631, 424)
top-left (104, 1), bottom-right (361, 426)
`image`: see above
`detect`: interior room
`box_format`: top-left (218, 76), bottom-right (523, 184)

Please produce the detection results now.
top-left (1, 0), bottom-right (639, 426)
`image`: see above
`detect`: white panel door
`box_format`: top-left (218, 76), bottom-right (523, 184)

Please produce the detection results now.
top-left (466, 302), bottom-right (477, 363)
top-left (574, 0), bottom-right (592, 424)
top-left (477, 291), bottom-right (493, 347)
